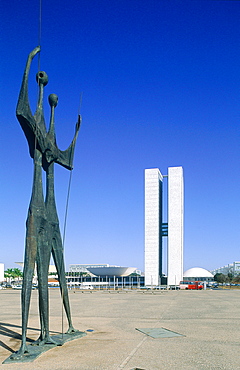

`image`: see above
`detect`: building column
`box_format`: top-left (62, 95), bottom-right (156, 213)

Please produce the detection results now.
top-left (144, 168), bottom-right (163, 286)
top-left (167, 166), bottom-right (184, 286)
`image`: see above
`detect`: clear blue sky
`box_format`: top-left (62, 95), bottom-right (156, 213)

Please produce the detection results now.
top-left (1, 0), bottom-right (240, 273)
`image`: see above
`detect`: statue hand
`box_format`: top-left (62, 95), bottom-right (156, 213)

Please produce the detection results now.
top-left (75, 114), bottom-right (81, 133)
top-left (28, 46), bottom-right (41, 60)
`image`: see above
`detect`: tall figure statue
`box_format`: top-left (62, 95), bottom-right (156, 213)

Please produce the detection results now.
top-left (11, 47), bottom-right (80, 359)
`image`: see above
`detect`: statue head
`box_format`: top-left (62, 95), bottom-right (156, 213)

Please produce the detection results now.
top-left (36, 71), bottom-right (48, 86)
top-left (48, 94), bottom-right (58, 108)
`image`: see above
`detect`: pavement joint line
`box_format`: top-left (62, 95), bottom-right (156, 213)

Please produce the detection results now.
top-left (117, 334), bottom-right (148, 369)
top-left (117, 295), bottom-right (178, 369)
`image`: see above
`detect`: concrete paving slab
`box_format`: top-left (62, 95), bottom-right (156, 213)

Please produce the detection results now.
top-left (0, 289), bottom-right (240, 369)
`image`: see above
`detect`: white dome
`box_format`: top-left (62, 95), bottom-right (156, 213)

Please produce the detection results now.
top-left (183, 267), bottom-right (213, 278)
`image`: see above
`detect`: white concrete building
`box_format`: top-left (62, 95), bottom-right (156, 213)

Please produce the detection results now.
top-left (167, 167), bottom-right (184, 286)
top-left (211, 262), bottom-right (240, 276)
top-left (144, 168), bottom-right (163, 286)
top-left (144, 166), bottom-right (184, 286)
top-left (0, 263), bottom-right (4, 282)
top-left (69, 264), bottom-right (109, 273)
top-left (183, 267), bottom-right (213, 282)
top-left (69, 264), bottom-right (139, 276)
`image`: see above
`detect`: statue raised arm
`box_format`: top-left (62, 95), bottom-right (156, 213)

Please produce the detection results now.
top-left (54, 114), bottom-right (81, 170)
top-left (16, 46), bottom-right (49, 159)
top-left (16, 47), bottom-right (80, 169)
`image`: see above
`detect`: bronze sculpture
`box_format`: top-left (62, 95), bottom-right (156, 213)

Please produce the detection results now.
top-left (9, 46), bottom-right (82, 361)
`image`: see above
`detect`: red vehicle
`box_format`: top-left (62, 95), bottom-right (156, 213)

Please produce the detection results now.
top-left (180, 281), bottom-right (203, 290)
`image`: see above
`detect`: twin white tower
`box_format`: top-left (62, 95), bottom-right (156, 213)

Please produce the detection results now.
top-left (144, 167), bottom-right (184, 286)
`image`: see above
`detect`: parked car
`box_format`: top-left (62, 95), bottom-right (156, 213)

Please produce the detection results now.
top-left (79, 284), bottom-right (93, 290)
top-left (5, 284), bottom-right (13, 288)
top-left (12, 285), bottom-right (22, 290)
top-left (153, 286), bottom-right (167, 290)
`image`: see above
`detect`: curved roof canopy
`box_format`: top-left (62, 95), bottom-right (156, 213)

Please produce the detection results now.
top-left (87, 266), bottom-right (136, 277)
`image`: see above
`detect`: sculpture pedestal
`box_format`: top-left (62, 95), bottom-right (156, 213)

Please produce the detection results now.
top-left (3, 331), bottom-right (86, 364)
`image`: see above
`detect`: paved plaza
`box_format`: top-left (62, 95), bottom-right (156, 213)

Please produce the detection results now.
top-left (0, 289), bottom-right (240, 369)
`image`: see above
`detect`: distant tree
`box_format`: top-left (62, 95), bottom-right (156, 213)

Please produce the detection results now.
top-left (13, 268), bottom-right (23, 281)
top-left (4, 268), bottom-right (14, 282)
top-left (129, 273), bottom-right (141, 276)
top-left (233, 274), bottom-right (240, 283)
top-left (214, 273), bottom-right (227, 284)
top-left (79, 272), bottom-right (90, 277)
top-left (4, 268), bottom-right (23, 283)
top-left (227, 273), bottom-right (234, 283)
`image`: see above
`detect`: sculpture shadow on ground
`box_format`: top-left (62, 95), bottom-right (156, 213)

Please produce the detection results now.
top-left (0, 322), bottom-right (60, 353)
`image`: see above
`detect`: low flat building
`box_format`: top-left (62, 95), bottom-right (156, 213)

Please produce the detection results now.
top-left (69, 264), bottom-right (140, 277)
top-left (211, 262), bottom-right (240, 276)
